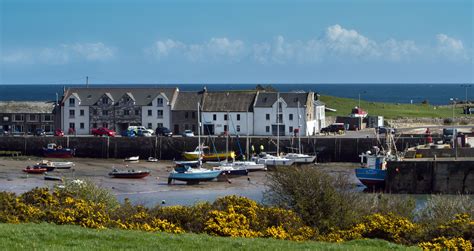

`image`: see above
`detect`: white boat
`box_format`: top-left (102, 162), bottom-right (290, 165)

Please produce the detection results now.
top-left (222, 161), bottom-right (266, 172)
top-left (124, 156), bottom-right (139, 162)
top-left (283, 153), bottom-right (316, 163)
top-left (147, 157), bottom-right (158, 162)
top-left (37, 160), bottom-right (75, 169)
top-left (253, 153), bottom-right (295, 166)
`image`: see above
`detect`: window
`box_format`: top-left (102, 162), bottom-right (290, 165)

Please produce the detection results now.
top-left (224, 125), bottom-right (228, 132)
top-left (14, 114), bottom-right (23, 121)
top-left (80, 110), bottom-right (85, 116)
top-left (278, 114), bottom-right (283, 123)
top-left (266, 114), bottom-right (270, 120)
top-left (157, 98), bottom-right (164, 107)
top-left (236, 125), bottom-right (241, 132)
top-left (266, 126), bottom-right (270, 132)
top-left (224, 114), bottom-right (228, 121)
top-left (43, 115), bottom-right (52, 121)
top-left (135, 109), bottom-right (140, 115)
top-left (237, 114), bottom-right (241, 121)
top-left (102, 110), bottom-right (108, 116)
top-left (289, 126), bottom-right (293, 133)
top-left (278, 102), bottom-right (283, 112)
top-left (289, 114), bottom-right (293, 120)
top-left (157, 110), bottom-right (163, 118)
top-left (69, 110), bottom-right (75, 118)
top-left (102, 123), bottom-right (108, 128)
top-left (148, 110), bottom-right (152, 116)
top-left (14, 125), bottom-right (23, 132)
top-left (80, 123), bottom-right (85, 129)
top-left (69, 123), bottom-right (75, 129)
top-left (192, 124), bottom-right (196, 132)
top-left (69, 98), bottom-right (75, 106)
top-left (92, 123), bottom-right (97, 128)
top-left (147, 123), bottom-right (152, 129)
top-left (213, 114), bottom-right (217, 121)
top-left (157, 123), bottom-right (163, 128)
top-left (185, 112), bottom-right (189, 119)
top-left (124, 110), bottom-right (130, 115)
top-left (102, 97), bottom-right (109, 104)
top-left (192, 112), bottom-right (196, 119)
top-left (28, 114), bottom-right (37, 121)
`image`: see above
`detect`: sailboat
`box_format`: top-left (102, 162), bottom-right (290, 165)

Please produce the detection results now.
top-left (168, 102), bottom-right (222, 185)
top-left (254, 92), bottom-right (294, 167)
top-left (283, 101), bottom-right (317, 164)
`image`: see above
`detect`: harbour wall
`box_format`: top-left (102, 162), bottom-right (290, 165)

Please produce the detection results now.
top-left (0, 136), bottom-right (435, 162)
top-left (386, 159), bottom-right (474, 194)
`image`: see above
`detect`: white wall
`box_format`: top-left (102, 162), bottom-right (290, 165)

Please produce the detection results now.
top-left (313, 105), bottom-right (326, 133)
top-left (141, 94), bottom-right (171, 130)
top-left (62, 95), bottom-right (90, 135)
top-left (201, 112), bottom-right (253, 135)
top-left (254, 100), bottom-right (308, 136)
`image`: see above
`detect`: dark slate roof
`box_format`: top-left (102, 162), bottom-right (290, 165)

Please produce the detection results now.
top-left (254, 92), bottom-right (309, 108)
top-left (62, 87), bottom-right (178, 106)
top-left (172, 91), bottom-right (203, 111)
top-left (0, 101), bottom-right (55, 114)
top-left (202, 92), bottom-right (256, 112)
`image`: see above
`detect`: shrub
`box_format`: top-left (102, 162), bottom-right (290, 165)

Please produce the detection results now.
top-left (204, 206), bottom-right (261, 238)
top-left (443, 118), bottom-right (454, 125)
top-left (416, 195), bottom-right (474, 228)
top-left (150, 203), bottom-right (212, 233)
top-left (57, 179), bottom-right (119, 211)
top-left (418, 237), bottom-right (472, 250)
top-left (358, 193), bottom-right (416, 219)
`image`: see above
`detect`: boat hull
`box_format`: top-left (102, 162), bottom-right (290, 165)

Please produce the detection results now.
top-left (286, 155), bottom-right (317, 163)
top-left (355, 168), bottom-right (386, 188)
top-left (257, 158), bottom-right (295, 166)
top-left (109, 171), bottom-right (150, 179)
top-left (183, 152), bottom-right (236, 161)
top-left (43, 149), bottom-right (74, 158)
top-left (168, 170), bottom-right (221, 183)
top-left (23, 168), bottom-right (47, 174)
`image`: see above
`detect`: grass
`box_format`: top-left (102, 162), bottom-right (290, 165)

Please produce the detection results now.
top-left (320, 95), bottom-right (466, 119)
top-left (0, 223), bottom-right (418, 250)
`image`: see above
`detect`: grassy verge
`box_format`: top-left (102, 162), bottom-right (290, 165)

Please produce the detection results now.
top-left (320, 95), bottom-right (465, 119)
top-left (0, 223), bottom-right (417, 250)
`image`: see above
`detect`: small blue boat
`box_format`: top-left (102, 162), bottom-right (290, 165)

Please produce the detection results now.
top-left (355, 147), bottom-right (390, 188)
top-left (168, 168), bottom-right (222, 185)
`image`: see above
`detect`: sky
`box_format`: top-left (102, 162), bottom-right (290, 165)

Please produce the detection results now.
top-left (0, 0), bottom-right (473, 85)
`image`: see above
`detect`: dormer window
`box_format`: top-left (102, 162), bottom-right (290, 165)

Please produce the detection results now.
top-left (102, 97), bottom-right (109, 104)
top-left (157, 98), bottom-right (163, 107)
top-left (87, 95), bottom-right (92, 99)
top-left (263, 97), bottom-right (267, 102)
top-left (69, 98), bottom-right (75, 107)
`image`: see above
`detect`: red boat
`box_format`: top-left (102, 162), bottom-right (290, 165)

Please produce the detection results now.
top-left (23, 166), bottom-right (48, 174)
top-left (108, 169), bottom-right (150, 179)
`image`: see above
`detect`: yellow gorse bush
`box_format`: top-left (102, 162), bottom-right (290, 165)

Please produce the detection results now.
top-left (418, 237), bottom-right (472, 250)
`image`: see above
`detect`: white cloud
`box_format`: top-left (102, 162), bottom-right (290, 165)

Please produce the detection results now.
top-left (325, 24), bottom-right (378, 57)
top-left (436, 34), bottom-right (468, 60)
top-left (1, 42), bottom-right (115, 65)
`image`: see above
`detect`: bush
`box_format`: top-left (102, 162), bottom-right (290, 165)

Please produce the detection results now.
top-left (57, 179), bottom-right (119, 211)
top-left (418, 237), bottom-right (472, 250)
top-left (443, 118), bottom-right (454, 125)
top-left (416, 195), bottom-right (474, 228)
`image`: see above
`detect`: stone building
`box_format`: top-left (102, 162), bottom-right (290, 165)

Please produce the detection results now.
top-left (0, 101), bottom-right (55, 134)
top-left (170, 91), bottom-right (203, 135)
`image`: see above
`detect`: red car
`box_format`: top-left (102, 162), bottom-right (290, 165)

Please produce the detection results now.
top-left (54, 128), bottom-right (64, 137)
top-left (92, 127), bottom-right (116, 137)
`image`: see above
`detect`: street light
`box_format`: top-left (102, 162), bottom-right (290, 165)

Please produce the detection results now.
top-left (461, 84), bottom-right (472, 104)
top-left (450, 98), bottom-right (458, 159)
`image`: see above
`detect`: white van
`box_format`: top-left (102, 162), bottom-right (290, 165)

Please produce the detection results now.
top-left (128, 126), bottom-right (154, 135)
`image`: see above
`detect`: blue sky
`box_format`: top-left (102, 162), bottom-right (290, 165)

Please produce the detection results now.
top-left (1, 0), bottom-right (473, 84)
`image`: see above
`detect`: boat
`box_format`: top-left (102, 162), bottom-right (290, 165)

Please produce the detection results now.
top-left (254, 152), bottom-right (295, 166)
top-left (42, 143), bottom-right (74, 158)
top-left (183, 145), bottom-right (235, 162)
top-left (223, 161), bottom-right (266, 172)
top-left (23, 166), bottom-right (48, 174)
top-left (283, 153), bottom-right (316, 163)
top-left (214, 163), bottom-right (248, 176)
top-left (44, 173), bottom-right (63, 181)
top-left (109, 168), bottom-right (150, 179)
top-left (168, 167), bottom-right (222, 185)
top-left (147, 157), bottom-right (158, 162)
top-left (36, 160), bottom-right (75, 170)
top-left (175, 160), bottom-right (200, 168)
top-left (124, 156), bottom-right (139, 162)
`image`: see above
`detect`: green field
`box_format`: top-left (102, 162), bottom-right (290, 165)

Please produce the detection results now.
top-left (0, 223), bottom-right (417, 250)
top-left (320, 95), bottom-right (466, 119)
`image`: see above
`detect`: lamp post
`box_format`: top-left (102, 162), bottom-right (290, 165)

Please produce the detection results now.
top-left (461, 84), bottom-right (472, 104)
top-left (450, 98), bottom-right (458, 159)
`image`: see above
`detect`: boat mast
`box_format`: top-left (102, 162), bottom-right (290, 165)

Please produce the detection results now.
top-left (197, 102), bottom-right (202, 164)
top-left (226, 110), bottom-right (229, 162)
top-left (297, 100), bottom-right (301, 154)
top-left (277, 92), bottom-right (280, 156)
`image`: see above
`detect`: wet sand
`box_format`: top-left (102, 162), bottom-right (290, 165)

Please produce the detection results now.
top-left (0, 157), bottom-right (359, 207)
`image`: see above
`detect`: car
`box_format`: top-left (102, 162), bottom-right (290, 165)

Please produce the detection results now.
top-left (128, 126), bottom-right (154, 135)
top-left (443, 128), bottom-right (457, 143)
top-left (321, 123), bottom-right (345, 134)
top-left (35, 128), bottom-right (46, 136)
top-left (182, 130), bottom-right (195, 137)
top-left (0, 128), bottom-right (8, 136)
top-left (92, 127), bottom-right (116, 137)
top-left (137, 129), bottom-right (153, 137)
top-left (54, 128), bottom-right (64, 137)
top-left (155, 127), bottom-right (173, 137)
top-left (376, 127), bottom-right (395, 134)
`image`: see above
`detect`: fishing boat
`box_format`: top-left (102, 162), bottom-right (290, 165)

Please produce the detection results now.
top-left (36, 160), bottom-right (75, 170)
top-left (168, 167), bottom-right (222, 185)
top-left (124, 156), bottom-right (139, 162)
top-left (23, 166), bottom-right (48, 174)
top-left (109, 168), bottom-right (150, 179)
top-left (42, 143), bottom-right (74, 158)
top-left (183, 145), bottom-right (235, 161)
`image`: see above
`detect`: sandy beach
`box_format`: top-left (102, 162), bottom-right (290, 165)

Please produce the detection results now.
top-left (0, 157), bottom-right (359, 207)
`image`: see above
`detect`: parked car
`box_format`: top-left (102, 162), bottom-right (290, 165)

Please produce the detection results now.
top-left (376, 127), bottom-right (395, 134)
top-left (137, 129), bottom-right (153, 137)
top-left (35, 128), bottom-right (46, 136)
top-left (443, 128), bottom-right (457, 143)
top-left (92, 127), bottom-right (116, 137)
top-left (128, 126), bottom-right (154, 135)
top-left (182, 130), bottom-right (195, 137)
top-left (155, 127), bottom-right (173, 137)
top-left (321, 123), bottom-right (345, 134)
top-left (54, 128), bottom-right (64, 137)
top-left (0, 129), bottom-right (8, 136)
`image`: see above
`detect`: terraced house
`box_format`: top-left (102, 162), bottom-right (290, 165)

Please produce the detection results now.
top-left (0, 101), bottom-right (56, 134)
top-left (60, 87), bottom-right (178, 135)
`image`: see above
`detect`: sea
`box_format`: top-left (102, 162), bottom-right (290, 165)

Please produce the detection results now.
top-left (0, 83), bottom-right (473, 105)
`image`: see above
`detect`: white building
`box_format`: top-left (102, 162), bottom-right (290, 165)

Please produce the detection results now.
top-left (200, 92), bottom-right (255, 136)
